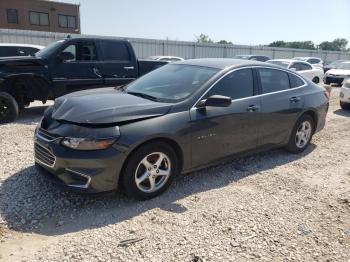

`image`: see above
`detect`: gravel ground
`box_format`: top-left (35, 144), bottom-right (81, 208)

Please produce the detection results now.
top-left (0, 87), bottom-right (349, 262)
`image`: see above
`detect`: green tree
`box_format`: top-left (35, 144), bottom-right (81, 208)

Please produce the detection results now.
top-left (268, 40), bottom-right (316, 50)
top-left (319, 38), bottom-right (348, 51)
top-left (196, 34), bottom-right (213, 43)
top-left (217, 40), bottom-right (233, 45)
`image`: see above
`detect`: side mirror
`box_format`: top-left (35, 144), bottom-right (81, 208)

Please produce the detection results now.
top-left (290, 67), bottom-right (297, 72)
top-left (197, 95), bottom-right (232, 108)
top-left (58, 51), bottom-right (75, 62)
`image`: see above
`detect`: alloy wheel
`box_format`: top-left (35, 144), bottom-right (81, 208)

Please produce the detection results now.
top-left (295, 121), bottom-right (312, 149)
top-left (134, 152), bottom-right (171, 193)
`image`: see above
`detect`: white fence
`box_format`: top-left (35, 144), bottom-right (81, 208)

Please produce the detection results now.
top-left (1, 29), bottom-right (349, 63)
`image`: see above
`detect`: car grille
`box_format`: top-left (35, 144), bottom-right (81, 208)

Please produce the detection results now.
top-left (37, 128), bottom-right (58, 141)
top-left (35, 143), bottom-right (56, 168)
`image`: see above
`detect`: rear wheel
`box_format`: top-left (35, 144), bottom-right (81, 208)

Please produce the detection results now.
top-left (312, 77), bottom-right (320, 84)
top-left (340, 101), bottom-right (350, 110)
top-left (120, 142), bottom-right (179, 200)
top-left (0, 92), bottom-right (19, 124)
top-left (286, 115), bottom-right (314, 154)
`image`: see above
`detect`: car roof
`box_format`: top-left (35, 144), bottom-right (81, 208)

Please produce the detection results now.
top-left (0, 43), bottom-right (44, 49)
top-left (175, 58), bottom-right (271, 70)
top-left (268, 59), bottom-right (309, 63)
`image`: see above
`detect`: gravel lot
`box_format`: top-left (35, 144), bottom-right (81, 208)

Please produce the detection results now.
top-left (0, 87), bottom-right (349, 262)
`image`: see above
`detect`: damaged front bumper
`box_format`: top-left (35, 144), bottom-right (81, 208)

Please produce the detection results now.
top-left (34, 118), bottom-right (128, 193)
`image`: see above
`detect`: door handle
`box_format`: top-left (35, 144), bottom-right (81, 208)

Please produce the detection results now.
top-left (247, 105), bottom-right (260, 112)
top-left (289, 96), bottom-right (301, 103)
top-left (124, 66), bottom-right (135, 70)
top-left (92, 67), bottom-right (102, 78)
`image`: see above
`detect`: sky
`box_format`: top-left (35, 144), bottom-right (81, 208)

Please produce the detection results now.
top-left (55, 0), bottom-right (350, 46)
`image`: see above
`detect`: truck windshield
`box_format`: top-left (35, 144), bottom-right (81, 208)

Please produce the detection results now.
top-left (35, 40), bottom-right (66, 58)
top-left (126, 64), bottom-right (219, 103)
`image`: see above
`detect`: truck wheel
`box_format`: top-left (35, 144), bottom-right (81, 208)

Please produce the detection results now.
top-left (0, 92), bottom-right (19, 123)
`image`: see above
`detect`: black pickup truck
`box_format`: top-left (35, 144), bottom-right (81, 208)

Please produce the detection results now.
top-left (0, 36), bottom-right (168, 123)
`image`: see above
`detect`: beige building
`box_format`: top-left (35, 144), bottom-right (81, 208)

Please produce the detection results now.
top-left (0, 0), bottom-right (80, 33)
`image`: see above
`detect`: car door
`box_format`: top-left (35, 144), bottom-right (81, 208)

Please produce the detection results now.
top-left (190, 68), bottom-right (261, 167)
top-left (97, 40), bottom-right (138, 87)
top-left (256, 67), bottom-right (305, 147)
top-left (51, 39), bottom-right (104, 96)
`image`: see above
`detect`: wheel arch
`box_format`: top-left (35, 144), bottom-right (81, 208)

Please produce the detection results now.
top-left (300, 109), bottom-right (318, 132)
top-left (0, 74), bottom-right (51, 104)
top-left (118, 137), bottom-right (184, 184)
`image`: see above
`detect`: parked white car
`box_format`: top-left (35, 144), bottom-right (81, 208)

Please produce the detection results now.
top-left (148, 56), bottom-right (184, 62)
top-left (293, 57), bottom-right (324, 69)
top-left (340, 79), bottom-right (350, 109)
top-left (0, 43), bottom-right (44, 57)
top-left (267, 59), bottom-right (324, 84)
top-left (324, 62), bottom-right (350, 85)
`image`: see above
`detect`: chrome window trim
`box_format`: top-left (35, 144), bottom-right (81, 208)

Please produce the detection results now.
top-left (191, 66), bottom-right (307, 109)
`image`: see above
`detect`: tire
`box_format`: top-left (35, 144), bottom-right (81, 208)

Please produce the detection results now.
top-left (120, 142), bottom-right (179, 200)
top-left (0, 92), bottom-right (19, 124)
top-left (286, 115), bottom-right (314, 154)
top-left (340, 101), bottom-right (350, 110)
top-left (312, 77), bottom-right (320, 84)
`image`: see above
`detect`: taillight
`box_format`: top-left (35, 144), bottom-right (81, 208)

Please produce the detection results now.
top-left (324, 91), bottom-right (330, 100)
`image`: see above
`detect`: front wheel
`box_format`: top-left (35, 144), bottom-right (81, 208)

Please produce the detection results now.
top-left (0, 92), bottom-right (19, 124)
top-left (120, 142), bottom-right (179, 200)
top-left (286, 115), bottom-right (314, 154)
top-left (340, 101), bottom-right (350, 110)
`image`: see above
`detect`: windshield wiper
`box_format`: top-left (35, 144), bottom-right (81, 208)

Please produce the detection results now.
top-left (127, 91), bottom-right (159, 101)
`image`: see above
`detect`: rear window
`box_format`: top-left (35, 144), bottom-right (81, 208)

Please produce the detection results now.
top-left (289, 73), bottom-right (305, 88)
top-left (0, 47), bottom-right (16, 57)
top-left (100, 40), bottom-right (131, 61)
top-left (258, 68), bottom-right (290, 93)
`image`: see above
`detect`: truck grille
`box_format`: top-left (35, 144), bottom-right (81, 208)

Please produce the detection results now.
top-left (35, 143), bottom-right (56, 167)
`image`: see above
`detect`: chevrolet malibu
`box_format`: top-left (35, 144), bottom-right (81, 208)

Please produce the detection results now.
top-left (34, 59), bottom-right (329, 200)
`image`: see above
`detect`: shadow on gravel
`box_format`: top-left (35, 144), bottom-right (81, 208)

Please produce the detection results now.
top-left (13, 104), bottom-right (50, 125)
top-left (0, 144), bottom-right (316, 236)
top-left (334, 109), bottom-right (350, 117)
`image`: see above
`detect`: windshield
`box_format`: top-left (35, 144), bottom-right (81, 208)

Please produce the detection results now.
top-left (235, 55), bottom-right (250, 59)
top-left (293, 57), bottom-right (307, 61)
top-left (267, 60), bottom-right (290, 68)
top-left (35, 40), bottom-right (65, 58)
top-left (328, 61), bottom-right (345, 68)
top-left (337, 63), bottom-right (350, 70)
top-left (126, 64), bottom-right (219, 103)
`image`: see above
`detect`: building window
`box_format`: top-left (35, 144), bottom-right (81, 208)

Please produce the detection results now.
top-left (29, 11), bottom-right (49, 26)
top-left (7, 9), bottom-right (18, 24)
top-left (58, 15), bottom-right (76, 28)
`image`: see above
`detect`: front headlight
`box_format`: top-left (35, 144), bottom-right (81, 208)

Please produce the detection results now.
top-left (62, 137), bottom-right (118, 150)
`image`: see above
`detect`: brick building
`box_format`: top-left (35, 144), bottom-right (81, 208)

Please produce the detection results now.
top-left (0, 0), bottom-right (80, 33)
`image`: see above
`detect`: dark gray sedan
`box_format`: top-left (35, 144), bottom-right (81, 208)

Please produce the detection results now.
top-left (34, 59), bottom-right (329, 199)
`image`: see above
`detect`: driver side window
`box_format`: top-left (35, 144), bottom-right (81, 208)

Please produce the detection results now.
top-left (206, 68), bottom-right (254, 100)
top-left (60, 41), bottom-right (97, 62)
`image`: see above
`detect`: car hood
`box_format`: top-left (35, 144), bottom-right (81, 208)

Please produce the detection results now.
top-left (51, 87), bottom-right (173, 125)
top-left (0, 55), bottom-right (45, 66)
top-left (326, 69), bottom-right (350, 76)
